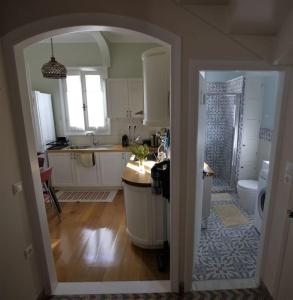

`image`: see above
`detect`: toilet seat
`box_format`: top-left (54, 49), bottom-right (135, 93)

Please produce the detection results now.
top-left (237, 180), bottom-right (258, 214)
top-left (237, 180), bottom-right (258, 191)
top-left (237, 161), bottom-right (269, 215)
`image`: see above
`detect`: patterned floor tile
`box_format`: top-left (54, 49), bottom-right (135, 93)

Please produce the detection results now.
top-left (193, 196), bottom-right (260, 281)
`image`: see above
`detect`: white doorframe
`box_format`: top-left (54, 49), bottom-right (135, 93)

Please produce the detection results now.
top-left (184, 59), bottom-right (290, 291)
top-left (1, 14), bottom-right (181, 294)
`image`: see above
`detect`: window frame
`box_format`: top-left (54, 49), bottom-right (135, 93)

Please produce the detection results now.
top-left (61, 66), bottom-right (110, 136)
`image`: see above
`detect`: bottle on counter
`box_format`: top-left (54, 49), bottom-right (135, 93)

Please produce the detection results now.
top-left (122, 134), bottom-right (129, 147)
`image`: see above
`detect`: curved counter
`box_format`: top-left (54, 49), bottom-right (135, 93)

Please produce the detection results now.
top-left (122, 160), bottom-right (156, 187)
top-left (122, 160), bottom-right (167, 249)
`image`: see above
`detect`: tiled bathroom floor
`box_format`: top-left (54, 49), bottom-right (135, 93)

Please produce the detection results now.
top-left (193, 194), bottom-right (260, 281)
top-left (212, 178), bottom-right (234, 193)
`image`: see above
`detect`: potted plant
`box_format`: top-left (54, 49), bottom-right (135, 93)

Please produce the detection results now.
top-left (130, 144), bottom-right (150, 171)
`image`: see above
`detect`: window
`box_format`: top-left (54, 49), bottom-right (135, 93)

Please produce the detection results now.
top-left (61, 67), bottom-right (109, 134)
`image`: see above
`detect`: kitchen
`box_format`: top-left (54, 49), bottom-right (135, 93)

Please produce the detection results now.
top-left (26, 31), bottom-right (171, 282)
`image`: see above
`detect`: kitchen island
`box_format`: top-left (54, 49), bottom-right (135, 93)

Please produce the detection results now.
top-left (122, 160), bottom-right (167, 249)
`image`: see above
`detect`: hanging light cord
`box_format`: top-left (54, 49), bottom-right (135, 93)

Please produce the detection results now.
top-left (50, 38), bottom-right (54, 58)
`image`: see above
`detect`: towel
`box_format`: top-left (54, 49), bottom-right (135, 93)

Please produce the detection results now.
top-left (78, 153), bottom-right (95, 168)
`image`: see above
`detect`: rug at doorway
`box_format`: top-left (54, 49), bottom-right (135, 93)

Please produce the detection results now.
top-left (213, 204), bottom-right (249, 226)
top-left (56, 190), bottom-right (117, 203)
top-left (211, 192), bottom-right (234, 201)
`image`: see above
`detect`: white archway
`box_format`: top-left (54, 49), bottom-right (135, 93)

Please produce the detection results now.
top-left (2, 14), bottom-right (181, 295)
top-left (93, 32), bottom-right (111, 67)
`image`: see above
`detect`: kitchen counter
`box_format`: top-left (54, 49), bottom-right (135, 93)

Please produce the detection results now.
top-left (122, 160), bottom-right (156, 187)
top-left (48, 144), bottom-right (158, 153)
top-left (122, 161), bottom-right (215, 188)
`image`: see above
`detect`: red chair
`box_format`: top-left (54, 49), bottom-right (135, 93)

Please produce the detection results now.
top-left (40, 167), bottom-right (61, 221)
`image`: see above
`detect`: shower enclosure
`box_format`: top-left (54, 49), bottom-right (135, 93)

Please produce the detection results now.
top-left (205, 77), bottom-right (244, 192)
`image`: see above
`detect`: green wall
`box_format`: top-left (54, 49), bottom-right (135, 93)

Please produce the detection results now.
top-left (108, 42), bottom-right (158, 78)
top-left (25, 41), bottom-right (157, 136)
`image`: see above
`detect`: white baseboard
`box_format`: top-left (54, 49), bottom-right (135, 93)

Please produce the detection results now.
top-left (192, 278), bottom-right (258, 291)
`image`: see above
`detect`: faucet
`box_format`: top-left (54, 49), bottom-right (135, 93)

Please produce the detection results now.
top-left (86, 132), bottom-right (99, 146)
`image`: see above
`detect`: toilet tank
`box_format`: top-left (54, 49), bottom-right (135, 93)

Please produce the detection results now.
top-left (259, 160), bottom-right (269, 181)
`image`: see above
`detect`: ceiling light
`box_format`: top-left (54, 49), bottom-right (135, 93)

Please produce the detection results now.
top-left (41, 38), bottom-right (67, 79)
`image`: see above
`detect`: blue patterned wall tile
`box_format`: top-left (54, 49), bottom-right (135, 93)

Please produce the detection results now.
top-left (206, 77), bottom-right (245, 192)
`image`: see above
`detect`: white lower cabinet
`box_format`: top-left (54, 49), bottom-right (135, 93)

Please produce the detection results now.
top-left (48, 151), bottom-right (130, 188)
top-left (123, 182), bottom-right (166, 249)
top-left (99, 152), bottom-right (124, 186)
top-left (73, 153), bottom-right (99, 186)
top-left (48, 153), bottom-right (75, 187)
top-left (99, 152), bottom-right (131, 186)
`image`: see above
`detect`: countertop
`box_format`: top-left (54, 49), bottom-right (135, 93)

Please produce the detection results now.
top-left (122, 161), bottom-right (215, 188)
top-left (122, 160), bottom-right (156, 187)
top-left (48, 144), bottom-right (158, 153)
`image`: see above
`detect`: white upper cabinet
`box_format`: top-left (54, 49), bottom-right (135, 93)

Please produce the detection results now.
top-left (107, 78), bottom-right (143, 119)
top-left (142, 47), bottom-right (170, 127)
top-left (107, 79), bottom-right (129, 119)
top-left (128, 79), bottom-right (144, 117)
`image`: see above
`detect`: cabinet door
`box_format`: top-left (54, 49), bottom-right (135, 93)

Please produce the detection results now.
top-left (73, 153), bottom-right (99, 186)
top-left (142, 47), bottom-right (170, 127)
top-left (100, 152), bottom-right (123, 186)
top-left (277, 219), bottom-right (293, 299)
top-left (48, 153), bottom-right (74, 187)
top-left (128, 79), bottom-right (144, 118)
top-left (107, 79), bottom-right (129, 118)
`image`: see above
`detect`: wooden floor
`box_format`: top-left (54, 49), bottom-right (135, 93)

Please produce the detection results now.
top-left (46, 190), bottom-right (169, 282)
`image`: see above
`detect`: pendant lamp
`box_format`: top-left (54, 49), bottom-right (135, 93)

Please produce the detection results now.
top-left (41, 38), bottom-right (67, 79)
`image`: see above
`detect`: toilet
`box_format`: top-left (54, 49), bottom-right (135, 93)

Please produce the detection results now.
top-left (237, 161), bottom-right (269, 214)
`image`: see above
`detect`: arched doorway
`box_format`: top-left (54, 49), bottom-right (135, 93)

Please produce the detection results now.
top-left (2, 14), bottom-right (181, 295)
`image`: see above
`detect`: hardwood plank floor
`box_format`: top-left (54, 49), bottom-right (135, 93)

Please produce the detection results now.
top-left (46, 190), bottom-right (169, 282)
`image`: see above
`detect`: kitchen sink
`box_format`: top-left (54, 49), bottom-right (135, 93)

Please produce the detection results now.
top-left (66, 145), bottom-right (92, 149)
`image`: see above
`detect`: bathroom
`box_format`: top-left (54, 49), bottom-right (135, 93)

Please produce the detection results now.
top-left (193, 71), bottom-right (280, 286)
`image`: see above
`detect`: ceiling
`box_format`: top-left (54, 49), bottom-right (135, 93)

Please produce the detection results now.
top-left (182, 0), bottom-right (293, 35)
top-left (41, 31), bottom-right (158, 44)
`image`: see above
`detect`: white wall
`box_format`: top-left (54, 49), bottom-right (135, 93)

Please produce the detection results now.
top-left (25, 42), bottom-right (158, 144)
top-left (0, 45), bottom-right (42, 300)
